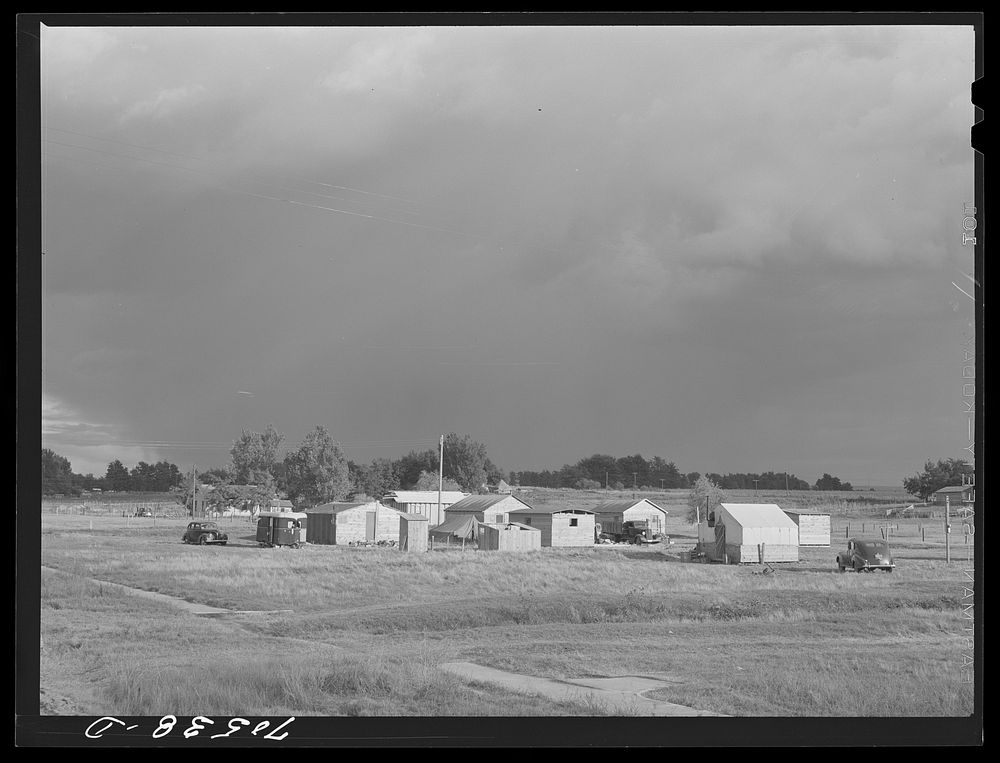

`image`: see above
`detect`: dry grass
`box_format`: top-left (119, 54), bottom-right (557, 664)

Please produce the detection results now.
top-left (40, 513), bottom-right (976, 717)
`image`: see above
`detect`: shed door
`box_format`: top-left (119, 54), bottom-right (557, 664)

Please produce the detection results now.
top-left (365, 511), bottom-right (377, 541)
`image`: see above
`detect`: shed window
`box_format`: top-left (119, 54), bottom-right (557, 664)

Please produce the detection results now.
top-left (569, 518), bottom-right (578, 527)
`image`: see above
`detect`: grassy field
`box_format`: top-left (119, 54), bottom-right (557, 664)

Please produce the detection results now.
top-left (39, 499), bottom-right (975, 718)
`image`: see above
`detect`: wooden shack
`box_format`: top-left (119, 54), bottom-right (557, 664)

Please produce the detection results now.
top-left (591, 498), bottom-right (668, 537)
top-left (698, 503), bottom-right (799, 563)
top-left (304, 500), bottom-right (404, 545)
top-left (398, 513), bottom-right (429, 552)
top-left (381, 490), bottom-right (469, 527)
top-left (478, 521), bottom-right (542, 552)
top-left (505, 506), bottom-right (596, 547)
top-left (782, 509), bottom-right (831, 546)
top-left (444, 493), bottom-right (534, 525)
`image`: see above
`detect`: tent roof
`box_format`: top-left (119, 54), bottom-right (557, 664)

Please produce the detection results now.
top-left (429, 514), bottom-right (479, 539)
top-left (720, 503), bottom-right (797, 529)
top-left (447, 493), bottom-right (533, 513)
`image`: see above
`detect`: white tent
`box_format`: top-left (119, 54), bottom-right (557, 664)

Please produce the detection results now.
top-left (699, 503), bottom-right (799, 563)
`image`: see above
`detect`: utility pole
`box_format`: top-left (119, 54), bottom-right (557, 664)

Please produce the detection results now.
top-left (945, 495), bottom-right (951, 564)
top-left (785, 472), bottom-right (789, 495)
top-left (605, 471), bottom-right (608, 491)
top-left (753, 478), bottom-right (759, 497)
top-left (660, 479), bottom-right (665, 491)
top-left (191, 465), bottom-right (197, 518)
top-left (437, 434), bottom-right (444, 527)
top-left (632, 472), bottom-right (637, 498)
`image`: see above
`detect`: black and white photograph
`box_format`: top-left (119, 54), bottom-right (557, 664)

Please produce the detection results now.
top-left (18, 13), bottom-right (982, 746)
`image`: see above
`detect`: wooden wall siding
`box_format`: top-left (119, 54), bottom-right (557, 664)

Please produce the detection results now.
top-left (399, 520), bottom-right (429, 552)
top-left (549, 512), bottom-right (596, 547)
top-left (478, 524), bottom-right (542, 552)
top-left (304, 513), bottom-right (336, 545)
top-left (332, 505), bottom-right (402, 545)
top-left (792, 514), bottom-right (831, 546)
top-left (596, 506), bottom-right (666, 535)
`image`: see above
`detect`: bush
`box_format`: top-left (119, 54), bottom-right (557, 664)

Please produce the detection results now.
top-left (574, 479), bottom-right (601, 490)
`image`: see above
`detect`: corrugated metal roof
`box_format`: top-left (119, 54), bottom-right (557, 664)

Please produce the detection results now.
top-left (383, 491), bottom-right (469, 504)
top-left (507, 506), bottom-right (596, 515)
top-left (933, 485), bottom-right (974, 493)
top-left (720, 503), bottom-right (797, 529)
top-left (447, 494), bottom-right (533, 513)
top-left (591, 498), bottom-right (668, 515)
top-left (781, 508), bottom-right (829, 516)
top-left (399, 512), bottom-right (429, 522)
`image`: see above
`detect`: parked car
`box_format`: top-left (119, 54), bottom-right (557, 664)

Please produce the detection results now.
top-left (837, 538), bottom-right (895, 572)
top-left (135, 507), bottom-right (152, 517)
top-left (182, 521), bottom-right (228, 546)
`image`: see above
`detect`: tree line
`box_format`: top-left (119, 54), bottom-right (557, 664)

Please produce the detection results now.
top-left (511, 454), bottom-right (818, 492)
top-left (42, 448), bottom-right (183, 496)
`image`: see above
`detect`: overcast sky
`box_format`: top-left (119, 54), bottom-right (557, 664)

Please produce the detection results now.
top-left (38, 22), bottom-right (976, 486)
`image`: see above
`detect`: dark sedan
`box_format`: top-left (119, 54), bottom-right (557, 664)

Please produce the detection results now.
top-left (837, 538), bottom-right (895, 572)
top-left (182, 521), bottom-right (228, 545)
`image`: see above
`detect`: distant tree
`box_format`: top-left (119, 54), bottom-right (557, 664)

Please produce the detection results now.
top-left (359, 457), bottom-right (401, 498)
top-left (484, 457), bottom-right (506, 486)
top-left (686, 475), bottom-right (726, 524)
top-left (814, 473), bottom-right (853, 492)
top-left (414, 470), bottom-right (461, 492)
top-left (575, 478), bottom-right (602, 490)
top-left (104, 459), bottom-right (131, 492)
top-left (442, 433), bottom-right (490, 492)
top-left (282, 426), bottom-right (351, 508)
top-left (42, 449), bottom-right (77, 495)
top-left (903, 458), bottom-right (973, 501)
top-left (685, 472), bottom-right (701, 488)
top-left (230, 424), bottom-right (284, 484)
top-left (396, 449), bottom-right (440, 489)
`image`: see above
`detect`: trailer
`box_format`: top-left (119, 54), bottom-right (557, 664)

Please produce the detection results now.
top-left (255, 510), bottom-right (307, 548)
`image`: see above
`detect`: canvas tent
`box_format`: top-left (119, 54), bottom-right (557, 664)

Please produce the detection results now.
top-left (429, 514), bottom-right (480, 544)
top-left (698, 503), bottom-right (799, 563)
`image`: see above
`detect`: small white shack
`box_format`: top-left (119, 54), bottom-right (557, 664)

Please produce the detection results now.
top-left (478, 521), bottom-right (542, 552)
top-left (782, 509), bottom-right (831, 547)
top-left (305, 500), bottom-right (406, 545)
top-left (381, 490), bottom-right (469, 527)
top-left (698, 503), bottom-right (799, 563)
top-left (506, 506), bottom-right (596, 548)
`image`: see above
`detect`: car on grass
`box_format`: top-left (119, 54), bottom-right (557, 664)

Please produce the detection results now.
top-left (135, 507), bottom-right (152, 517)
top-left (182, 521), bottom-right (228, 546)
top-left (837, 538), bottom-right (895, 573)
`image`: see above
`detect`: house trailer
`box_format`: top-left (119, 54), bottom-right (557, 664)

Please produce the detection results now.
top-left (505, 506), bottom-right (596, 547)
top-left (698, 503), bottom-right (799, 563)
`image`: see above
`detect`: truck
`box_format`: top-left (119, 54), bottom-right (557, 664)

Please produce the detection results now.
top-left (598, 519), bottom-right (665, 545)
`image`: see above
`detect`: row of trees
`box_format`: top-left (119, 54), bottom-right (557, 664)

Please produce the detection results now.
top-left (42, 449), bottom-right (184, 496)
top-left (175, 427), bottom-right (503, 512)
top-left (512, 454), bottom-right (821, 492)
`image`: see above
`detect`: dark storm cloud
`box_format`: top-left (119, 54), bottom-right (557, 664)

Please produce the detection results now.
top-left (40, 24), bottom-right (975, 483)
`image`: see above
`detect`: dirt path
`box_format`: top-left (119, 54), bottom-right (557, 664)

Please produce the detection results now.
top-left (42, 566), bottom-right (723, 716)
top-left (439, 661), bottom-right (726, 716)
